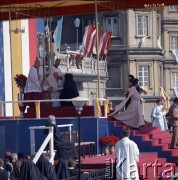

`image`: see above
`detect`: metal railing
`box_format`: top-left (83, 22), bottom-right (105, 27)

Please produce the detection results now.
top-left (59, 53), bottom-right (108, 76)
top-left (29, 124), bottom-right (73, 165)
top-left (62, 168), bottom-right (109, 180)
top-left (0, 98), bottom-right (111, 118)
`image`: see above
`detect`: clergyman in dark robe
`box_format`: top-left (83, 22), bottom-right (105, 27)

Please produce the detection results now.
top-left (36, 155), bottom-right (58, 180)
top-left (44, 115), bottom-right (78, 160)
top-left (19, 159), bottom-right (47, 180)
top-left (60, 73), bottom-right (79, 106)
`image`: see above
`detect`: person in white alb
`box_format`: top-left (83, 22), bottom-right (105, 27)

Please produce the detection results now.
top-left (49, 58), bottom-right (63, 107)
top-left (151, 98), bottom-right (168, 131)
top-left (115, 129), bottom-right (140, 180)
top-left (24, 59), bottom-right (42, 107)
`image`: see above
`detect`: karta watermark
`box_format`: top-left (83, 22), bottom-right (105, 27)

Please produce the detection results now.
top-left (106, 158), bottom-right (175, 179)
top-left (105, 157), bottom-right (114, 178)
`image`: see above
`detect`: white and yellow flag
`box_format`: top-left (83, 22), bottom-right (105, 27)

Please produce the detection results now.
top-left (160, 87), bottom-right (170, 109)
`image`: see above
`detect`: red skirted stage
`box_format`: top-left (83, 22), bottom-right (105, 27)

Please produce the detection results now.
top-left (1, 107), bottom-right (178, 179)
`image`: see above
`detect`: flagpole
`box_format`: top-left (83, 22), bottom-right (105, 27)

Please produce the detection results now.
top-left (95, 0), bottom-right (100, 99)
top-left (8, 7), bottom-right (15, 118)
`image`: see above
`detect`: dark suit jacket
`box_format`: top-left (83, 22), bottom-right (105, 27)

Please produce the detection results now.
top-left (0, 168), bottom-right (9, 180)
top-left (169, 103), bottom-right (178, 126)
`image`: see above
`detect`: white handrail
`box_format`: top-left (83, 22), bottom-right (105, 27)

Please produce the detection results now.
top-left (29, 126), bottom-right (54, 164)
top-left (29, 124), bottom-right (73, 164)
top-left (33, 127), bottom-right (54, 164)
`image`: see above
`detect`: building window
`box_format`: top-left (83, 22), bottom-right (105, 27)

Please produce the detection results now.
top-left (106, 17), bottom-right (119, 37)
top-left (172, 73), bottom-right (178, 88)
top-left (138, 65), bottom-right (150, 87)
top-left (171, 36), bottom-right (178, 49)
top-left (169, 5), bottom-right (178, 12)
top-left (137, 15), bottom-right (148, 36)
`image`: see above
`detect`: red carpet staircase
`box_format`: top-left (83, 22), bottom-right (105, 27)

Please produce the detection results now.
top-left (106, 117), bottom-right (178, 179)
top-left (108, 117), bottom-right (178, 161)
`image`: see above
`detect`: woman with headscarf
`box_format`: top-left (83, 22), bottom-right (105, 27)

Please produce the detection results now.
top-left (60, 73), bottom-right (79, 106)
top-left (109, 78), bottom-right (145, 128)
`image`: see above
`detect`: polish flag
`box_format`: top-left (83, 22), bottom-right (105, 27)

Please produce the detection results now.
top-left (99, 32), bottom-right (107, 55)
top-left (99, 31), bottom-right (112, 56)
top-left (86, 29), bottom-right (96, 55)
top-left (80, 24), bottom-right (95, 53)
top-left (92, 29), bottom-right (102, 55)
top-left (103, 31), bottom-right (112, 56)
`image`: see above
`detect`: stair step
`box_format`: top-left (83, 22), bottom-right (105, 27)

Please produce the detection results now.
top-left (159, 136), bottom-right (172, 144)
top-left (139, 127), bottom-right (161, 134)
top-left (134, 133), bottom-right (150, 141)
top-left (149, 131), bottom-right (170, 139)
top-left (151, 139), bottom-right (160, 146)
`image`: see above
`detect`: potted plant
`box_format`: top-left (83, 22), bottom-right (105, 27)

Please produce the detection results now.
top-left (75, 54), bottom-right (84, 69)
top-left (14, 74), bottom-right (27, 117)
top-left (99, 135), bottom-right (119, 155)
top-left (69, 54), bottom-right (76, 67)
top-left (14, 74), bottom-right (27, 92)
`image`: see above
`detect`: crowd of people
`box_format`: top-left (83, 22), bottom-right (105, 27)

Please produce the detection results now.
top-left (0, 152), bottom-right (78, 180)
top-left (0, 115), bottom-right (79, 180)
top-left (24, 58), bottom-right (79, 108)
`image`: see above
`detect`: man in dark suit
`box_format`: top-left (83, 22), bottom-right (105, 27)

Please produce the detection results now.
top-left (168, 98), bottom-right (178, 149)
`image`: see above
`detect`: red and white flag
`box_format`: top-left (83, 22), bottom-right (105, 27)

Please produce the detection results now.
top-left (92, 29), bottom-right (102, 55)
top-left (80, 24), bottom-right (95, 53)
top-left (86, 29), bottom-right (96, 55)
top-left (99, 31), bottom-right (112, 56)
top-left (103, 31), bottom-right (112, 56)
top-left (99, 32), bottom-right (107, 55)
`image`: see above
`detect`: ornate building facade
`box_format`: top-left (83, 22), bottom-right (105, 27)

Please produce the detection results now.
top-left (60, 6), bottom-right (178, 120)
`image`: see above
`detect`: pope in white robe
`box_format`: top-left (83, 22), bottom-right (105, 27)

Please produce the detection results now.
top-left (115, 129), bottom-right (139, 180)
top-left (49, 59), bottom-right (63, 88)
top-left (43, 73), bottom-right (62, 107)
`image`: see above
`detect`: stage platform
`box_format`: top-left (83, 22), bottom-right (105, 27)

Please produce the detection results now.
top-left (0, 116), bottom-right (108, 157)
